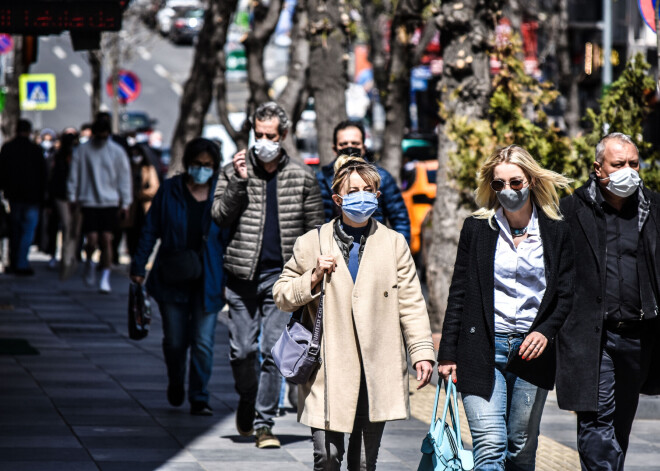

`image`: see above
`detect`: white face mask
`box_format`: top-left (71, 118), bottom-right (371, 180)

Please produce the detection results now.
top-left (253, 139), bottom-right (281, 163)
top-left (601, 167), bottom-right (641, 198)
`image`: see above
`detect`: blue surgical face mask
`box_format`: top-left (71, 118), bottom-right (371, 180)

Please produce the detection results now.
top-left (188, 166), bottom-right (214, 184)
top-left (339, 191), bottom-right (378, 224)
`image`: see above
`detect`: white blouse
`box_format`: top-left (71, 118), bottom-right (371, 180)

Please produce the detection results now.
top-left (493, 205), bottom-right (546, 334)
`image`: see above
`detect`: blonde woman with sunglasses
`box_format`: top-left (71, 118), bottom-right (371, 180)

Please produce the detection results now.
top-left (437, 145), bottom-right (575, 470)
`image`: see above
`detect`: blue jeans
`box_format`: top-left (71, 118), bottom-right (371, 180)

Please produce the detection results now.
top-left (9, 202), bottom-right (40, 270)
top-left (225, 271), bottom-right (290, 429)
top-left (462, 333), bottom-right (549, 471)
top-left (158, 291), bottom-right (217, 404)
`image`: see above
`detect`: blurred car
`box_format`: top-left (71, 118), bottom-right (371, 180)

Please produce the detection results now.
top-left (119, 111), bottom-right (158, 142)
top-left (169, 7), bottom-right (205, 44)
top-left (156, 0), bottom-right (201, 36)
top-left (400, 135), bottom-right (438, 256)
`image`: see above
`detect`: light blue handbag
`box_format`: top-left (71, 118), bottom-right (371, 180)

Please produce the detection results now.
top-left (418, 380), bottom-right (474, 471)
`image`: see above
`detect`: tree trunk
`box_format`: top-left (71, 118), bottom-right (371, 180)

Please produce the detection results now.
top-left (379, 0), bottom-right (428, 182)
top-left (110, 33), bottom-right (121, 134)
top-left (1, 36), bottom-right (26, 143)
top-left (244, 0), bottom-right (285, 114)
top-left (308, 0), bottom-right (350, 167)
top-left (362, 0), bottom-right (391, 95)
top-left (170, 0), bottom-right (236, 173)
top-left (558, 0), bottom-right (579, 136)
top-left (88, 50), bottom-right (102, 120)
top-left (425, 0), bottom-right (503, 333)
top-left (276, 0), bottom-right (311, 160)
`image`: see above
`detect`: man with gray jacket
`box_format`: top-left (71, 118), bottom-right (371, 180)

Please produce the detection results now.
top-left (212, 102), bottom-right (324, 449)
top-left (67, 116), bottom-right (132, 293)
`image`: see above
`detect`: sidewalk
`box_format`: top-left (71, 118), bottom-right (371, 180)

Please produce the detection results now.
top-left (1, 260), bottom-right (659, 470)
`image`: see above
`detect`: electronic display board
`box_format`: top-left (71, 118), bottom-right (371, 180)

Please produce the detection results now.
top-left (0, 1), bottom-right (126, 34)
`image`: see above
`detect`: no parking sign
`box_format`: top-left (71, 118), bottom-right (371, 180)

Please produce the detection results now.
top-left (0, 35), bottom-right (13, 55)
top-left (106, 69), bottom-right (141, 104)
top-left (639, 0), bottom-right (659, 32)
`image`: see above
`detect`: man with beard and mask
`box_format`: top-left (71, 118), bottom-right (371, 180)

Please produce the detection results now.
top-left (557, 133), bottom-right (660, 470)
top-left (212, 101), bottom-right (323, 449)
top-left (67, 117), bottom-right (132, 293)
top-left (0, 119), bottom-right (47, 275)
top-left (316, 120), bottom-right (411, 243)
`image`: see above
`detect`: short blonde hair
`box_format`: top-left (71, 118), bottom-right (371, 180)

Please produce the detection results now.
top-left (331, 154), bottom-right (381, 194)
top-left (473, 145), bottom-right (572, 222)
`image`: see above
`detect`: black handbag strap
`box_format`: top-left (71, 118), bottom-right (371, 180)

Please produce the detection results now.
top-left (308, 225), bottom-right (324, 356)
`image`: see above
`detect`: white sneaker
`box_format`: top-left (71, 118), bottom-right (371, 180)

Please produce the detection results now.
top-left (99, 269), bottom-right (111, 294)
top-left (83, 261), bottom-right (96, 286)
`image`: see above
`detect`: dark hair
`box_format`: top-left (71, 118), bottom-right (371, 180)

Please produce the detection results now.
top-left (91, 118), bottom-right (112, 136)
top-left (16, 119), bottom-right (32, 135)
top-left (252, 102), bottom-right (290, 135)
top-left (182, 137), bottom-right (221, 171)
top-left (80, 122), bottom-right (92, 131)
top-left (332, 120), bottom-right (365, 147)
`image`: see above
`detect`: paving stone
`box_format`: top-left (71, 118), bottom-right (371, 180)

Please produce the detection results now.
top-left (0, 461), bottom-right (98, 471)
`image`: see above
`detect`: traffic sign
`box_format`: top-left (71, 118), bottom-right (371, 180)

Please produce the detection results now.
top-left (0, 35), bottom-right (13, 55)
top-left (19, 74), bottom-right (57, 111)
top-left (639, 0), bottom-right (658, 32)
top-left (106, 69), bottom-right (141, 104)
top-left (227, 49), bottom-right (247, 72)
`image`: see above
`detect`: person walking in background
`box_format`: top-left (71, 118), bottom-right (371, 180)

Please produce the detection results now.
top-left (316, 120), bottom-right (411, 243)
top-left (557, 133), bottom-right (660, 470)
top-left (131, 138), bottom-right (226, 416)
top-left (125, 144), bottom-right (160, 259)
top-left (212, 101), bottom-right (324, 449)
top-left (0, 119), bottom-right (47, 275)
top-left (273, 153), bottom-right (434, 470)
top-left (67, 116), bottom-right (132, 293)
top-left (48, 130), bottom-right (78, 274)
top-left (438, 145), bottom-right (574, 470)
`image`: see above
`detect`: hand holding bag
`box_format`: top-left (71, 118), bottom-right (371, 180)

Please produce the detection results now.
top-left (128, 282), bottom-right (151, 340)
top-left (418, 380), bottom-right (474, 471)
top-left (271, 226), bottom-right (324, 385)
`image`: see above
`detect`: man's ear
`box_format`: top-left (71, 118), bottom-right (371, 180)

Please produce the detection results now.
top-left (280, 130), bottom-right (288, 141)
top-left (593, 160), bottom-right (602, 177)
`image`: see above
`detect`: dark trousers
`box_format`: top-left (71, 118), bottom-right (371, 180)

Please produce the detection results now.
top-left (312, 375), bottom-right (385, 471)
top-left (577, 327), bottom-right (651, 471)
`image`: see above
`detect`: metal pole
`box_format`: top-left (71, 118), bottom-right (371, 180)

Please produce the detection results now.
top-left (602, 0), bottom-right (612, 87)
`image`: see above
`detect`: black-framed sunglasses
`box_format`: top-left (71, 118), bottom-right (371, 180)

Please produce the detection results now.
top-left (490, 179), bottom-right (527, 192)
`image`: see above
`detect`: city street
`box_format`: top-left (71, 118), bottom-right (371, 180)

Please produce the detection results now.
top-left (17, 19), bottom-right (294, 146)
top-left (1, 257), bottom-right (659, 470)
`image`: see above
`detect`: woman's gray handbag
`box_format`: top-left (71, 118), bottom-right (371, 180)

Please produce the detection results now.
top-left (271, 227), bottom-right (324, 385)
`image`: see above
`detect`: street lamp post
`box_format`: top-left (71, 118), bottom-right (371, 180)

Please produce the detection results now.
top-left (602, 0), bottom-right (612, 88)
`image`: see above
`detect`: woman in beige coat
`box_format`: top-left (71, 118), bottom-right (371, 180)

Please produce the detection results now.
top-left (273, 154), bottom-right (435, 471)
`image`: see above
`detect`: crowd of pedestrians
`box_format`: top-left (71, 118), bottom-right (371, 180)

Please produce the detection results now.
top-left (1, 101), bottom-right (659, 471)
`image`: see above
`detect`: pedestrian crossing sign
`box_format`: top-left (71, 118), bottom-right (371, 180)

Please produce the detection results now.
top-left (19, 74), bottom-right (57, 111)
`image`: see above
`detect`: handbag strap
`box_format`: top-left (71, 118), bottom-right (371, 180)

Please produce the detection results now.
top-left (309, 226), bottom-right (324, 356)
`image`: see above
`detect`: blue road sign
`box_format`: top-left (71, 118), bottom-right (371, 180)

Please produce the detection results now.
top-left (19, 74), bottom-right (57, 110)
top-left (106, 69), bottom-right (141, 104)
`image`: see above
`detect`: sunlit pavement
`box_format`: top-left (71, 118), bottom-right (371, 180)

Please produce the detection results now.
top-left (1, 254), bottom-right (659, 470)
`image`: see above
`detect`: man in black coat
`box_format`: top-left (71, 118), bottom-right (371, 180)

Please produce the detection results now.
top-left (0, 119), bottom-right (47, 275)
top-left (557, 132), bottom-right (660, 470)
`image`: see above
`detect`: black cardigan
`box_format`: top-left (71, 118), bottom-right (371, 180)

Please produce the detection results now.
top-left (437, 210), bottom-right (575, 398)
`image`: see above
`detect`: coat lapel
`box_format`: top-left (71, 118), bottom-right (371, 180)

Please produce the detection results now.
top-left (477, 220), bottom-right (499, 339)
top-left (322, 220), bottom-right (354, 288)
top-left (576, 205), bottom-right (602, 272)
top-left (535, 214), bottom-right (556, 324)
